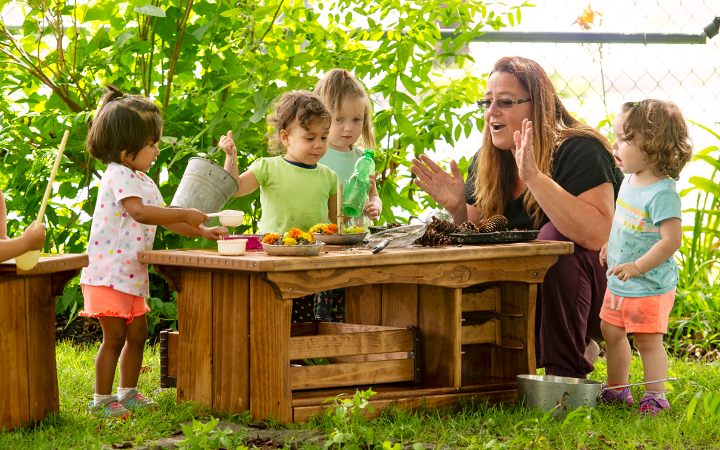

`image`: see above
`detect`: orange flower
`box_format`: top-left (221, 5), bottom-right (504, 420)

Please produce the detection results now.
top-left (326, 223), bottom-right (338, 234)
top-left (262, 233), bottom-right (281, 244)
top-left (288, 228), bottom-right (304, 240)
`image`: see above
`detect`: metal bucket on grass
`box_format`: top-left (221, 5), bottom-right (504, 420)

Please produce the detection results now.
top-left (170, 157), bottom-right (238, 214)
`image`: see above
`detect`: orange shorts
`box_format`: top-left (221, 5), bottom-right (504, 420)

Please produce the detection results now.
top-left (599, 287), bottom-right (675, 334)
top-left (79, 284), bottom-right (150, 324)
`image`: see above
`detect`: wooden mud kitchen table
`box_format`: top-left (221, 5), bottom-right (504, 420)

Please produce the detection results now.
top-left (141, 241), bottom-right (573, 423)
top-left (1, 254), bottom-right (88, 431)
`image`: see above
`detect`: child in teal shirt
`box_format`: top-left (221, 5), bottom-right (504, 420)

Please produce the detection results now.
top-left (598, 100), bottom-right (692, 416)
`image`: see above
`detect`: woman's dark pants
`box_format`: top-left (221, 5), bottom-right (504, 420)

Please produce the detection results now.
top-left (535, 222), bottom-right (606, 378)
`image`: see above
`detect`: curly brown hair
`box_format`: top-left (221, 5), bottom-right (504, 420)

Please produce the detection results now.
top-left (86, 85), bottom-right (163, 165)
top-left (267, 91), bottom-right (331, 154)
top-left (619, 99), bottom-right (693, 180)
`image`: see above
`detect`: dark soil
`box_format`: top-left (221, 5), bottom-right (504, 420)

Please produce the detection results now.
top-left (55, 316), bottom-right (103, 345)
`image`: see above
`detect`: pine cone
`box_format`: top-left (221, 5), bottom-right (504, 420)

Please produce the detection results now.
top-left (415, 228), bottom-right (452, 247)
top-left (477, 215), bottom-right (508, 233)
top-left (457, 221), bottom-right (480, 234)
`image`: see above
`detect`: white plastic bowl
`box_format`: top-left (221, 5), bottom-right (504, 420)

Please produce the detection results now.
top-left (217, 238), bottom-right (247, 256)
top-left (218, 210), bottom-right (244, 227)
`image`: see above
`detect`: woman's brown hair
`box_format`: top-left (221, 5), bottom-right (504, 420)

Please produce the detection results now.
top-left (472, 56), bottom-right (613, 228)
top-left (618, 99), bottom-right (692, 180)
top-left (86, 85), bottom-right (163, 165)
top-left (267, 91), bottom-right (331, 154)
top-left (314, 68), bottom-right (376, 150)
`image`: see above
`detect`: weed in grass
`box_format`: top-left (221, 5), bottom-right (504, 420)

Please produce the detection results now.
top-left (176, 417), bottom-right (248, 450)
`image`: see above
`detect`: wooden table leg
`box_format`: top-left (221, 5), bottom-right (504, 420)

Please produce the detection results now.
top-left (418, 285), bottom-right (462, 388)
top-left (249, 274), bottom-right (291, 422)
top-left (212, 272), bottom-right (251, 413)
top-left (177, 269), bottom-right (213, 406)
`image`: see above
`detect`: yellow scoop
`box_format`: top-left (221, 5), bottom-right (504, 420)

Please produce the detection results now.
top-left (15, 130), bottom-right (70, 271)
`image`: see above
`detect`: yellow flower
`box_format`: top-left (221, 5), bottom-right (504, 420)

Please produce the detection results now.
top-left (283, 237), bottom-right (298, 246)
top-left (309, 224), bottom-right (325, 234)
top-left (299, 232), bottom-right (315, 244)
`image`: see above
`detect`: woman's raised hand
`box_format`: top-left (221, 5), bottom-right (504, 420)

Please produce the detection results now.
top-left (219, 130), bottom-right (237, 155)
top-left (410, 155), bottom-right (465, 212)
top-left (513, 119), bottom-right (541, 183)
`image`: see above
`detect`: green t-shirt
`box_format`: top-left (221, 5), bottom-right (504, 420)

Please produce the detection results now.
top-left (249, 156), bottom-right (338, 234)
top-left (318, 146), bottom-right (363, 189)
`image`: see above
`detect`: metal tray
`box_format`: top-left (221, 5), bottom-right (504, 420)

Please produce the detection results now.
top-left (313, 232), bottom-right (367, 245)
top-left (446, 230), bottom-right (540, 245)
top-left (261, 242), bottom-right (325, 256)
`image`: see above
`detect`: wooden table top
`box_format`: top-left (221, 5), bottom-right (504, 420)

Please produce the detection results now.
top-left (0, 253), bottom-right (89, 275)
top-left (138, 240), bottom-right (574, 273)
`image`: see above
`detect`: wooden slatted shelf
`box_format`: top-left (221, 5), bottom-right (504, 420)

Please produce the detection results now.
top-left (161, 323), bottom-right (420, 392)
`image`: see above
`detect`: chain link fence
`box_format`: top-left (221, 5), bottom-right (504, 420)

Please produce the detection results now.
top-left (439, 0), bottom-right (719, 177)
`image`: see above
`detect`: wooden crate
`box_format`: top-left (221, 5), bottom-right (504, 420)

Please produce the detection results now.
top-left (160, 323), bottom-right (420, 392)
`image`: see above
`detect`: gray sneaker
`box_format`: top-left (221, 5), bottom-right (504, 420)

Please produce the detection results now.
top-left (117, 389), bottom-right (158, 412)
top-left (89, 396), bottom-right (131, 420)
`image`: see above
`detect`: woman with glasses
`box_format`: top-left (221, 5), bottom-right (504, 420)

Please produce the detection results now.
top-left (410, 56), bottom-right (623, 379)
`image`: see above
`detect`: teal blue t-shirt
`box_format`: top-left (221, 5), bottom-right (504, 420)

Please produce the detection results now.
top-left (318, 146), bottom-right (363, 189)
top-left (607, 176), bottom-right (681, 297)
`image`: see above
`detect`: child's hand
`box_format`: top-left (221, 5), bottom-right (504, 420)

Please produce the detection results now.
top-left (368, 172), bottom-right (379, 196)
top-left (199, 225), bottom-right (229, 241)
top-left (185, 209), bottom-right (210, 228)
top-left (607, 262), bottom-right (642, 281)
top-left (219, 131), bottom-right (237, 156)
top-left (599, 242), bottom-right (608, 266)
top-left (363, 201), bottom-right (380, 221)
top-left (22, 221), bottom-right (46, 250)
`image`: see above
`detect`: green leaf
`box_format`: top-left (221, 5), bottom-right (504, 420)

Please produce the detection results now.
top-left (192, 20), bottom-right (214, 41)
top-left (220, 7), bottom-right (243, 17)
top-left (686, 391), bottom-right (702, 421)
top-left (134, 4), bottom-right (166, 17)
top-left (115, 32), bottom-right (134, 48)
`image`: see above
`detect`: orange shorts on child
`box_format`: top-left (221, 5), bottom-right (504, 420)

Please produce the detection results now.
top-left (599, 287), bottom-right (675, 334)
top-left (80, 284), bottom-right (150, 324)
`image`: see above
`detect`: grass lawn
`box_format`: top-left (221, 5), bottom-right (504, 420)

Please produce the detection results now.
top-left (1, 341), bottom-right (719, 449)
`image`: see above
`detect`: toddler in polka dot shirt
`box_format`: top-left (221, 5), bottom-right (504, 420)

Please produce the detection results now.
top-left (79, 85), bottom-right (230, 419)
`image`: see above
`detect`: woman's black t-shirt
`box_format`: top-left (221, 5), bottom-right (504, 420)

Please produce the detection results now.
top-left (464, 136), bottom-right (624, 230)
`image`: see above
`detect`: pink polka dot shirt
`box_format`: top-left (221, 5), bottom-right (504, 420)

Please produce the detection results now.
top-left (80, 163), bottom-right (165, 298)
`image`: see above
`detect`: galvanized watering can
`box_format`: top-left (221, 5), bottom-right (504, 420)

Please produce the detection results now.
top-left (169, 148), bottom-right (238, 214)
top-left (517, 374), bottom-right (676, 417)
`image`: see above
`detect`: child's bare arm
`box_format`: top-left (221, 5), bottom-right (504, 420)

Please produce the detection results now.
top-left (121, 197), bottom-right (209, 227)
top-left (219, 131), bottom-right (242, 190)
top-left (0, 220), bottom-right (46, 263)
top-left (363, 172), bottom-right (382, 221)
top-left (163, 223), bottom-right (229, 240)
top-left (0, 189), bottom-right (7, 239)
top-left (607, 218), bottom-right (682, 281)
top-left (231, 170), bottom-right (260, 198)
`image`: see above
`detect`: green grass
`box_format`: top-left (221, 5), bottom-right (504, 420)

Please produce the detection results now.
top-left (1, 342), bottom-right (719, 449)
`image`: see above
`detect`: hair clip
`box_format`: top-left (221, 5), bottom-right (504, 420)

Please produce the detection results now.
top-left (343, 70), bottom-right (349, 77)
top-left (633, 101), bottom-right (640, 106)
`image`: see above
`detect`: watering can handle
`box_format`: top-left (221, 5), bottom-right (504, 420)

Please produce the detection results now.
top-left (601, 377), bottom-right (677, 391)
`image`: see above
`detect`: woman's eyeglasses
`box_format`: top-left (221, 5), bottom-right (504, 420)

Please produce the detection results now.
top-left (477, 98), bottom-right (531, 110)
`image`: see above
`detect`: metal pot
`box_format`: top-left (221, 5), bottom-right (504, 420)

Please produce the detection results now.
top-left (517, 374), bottom-right (676, 417)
